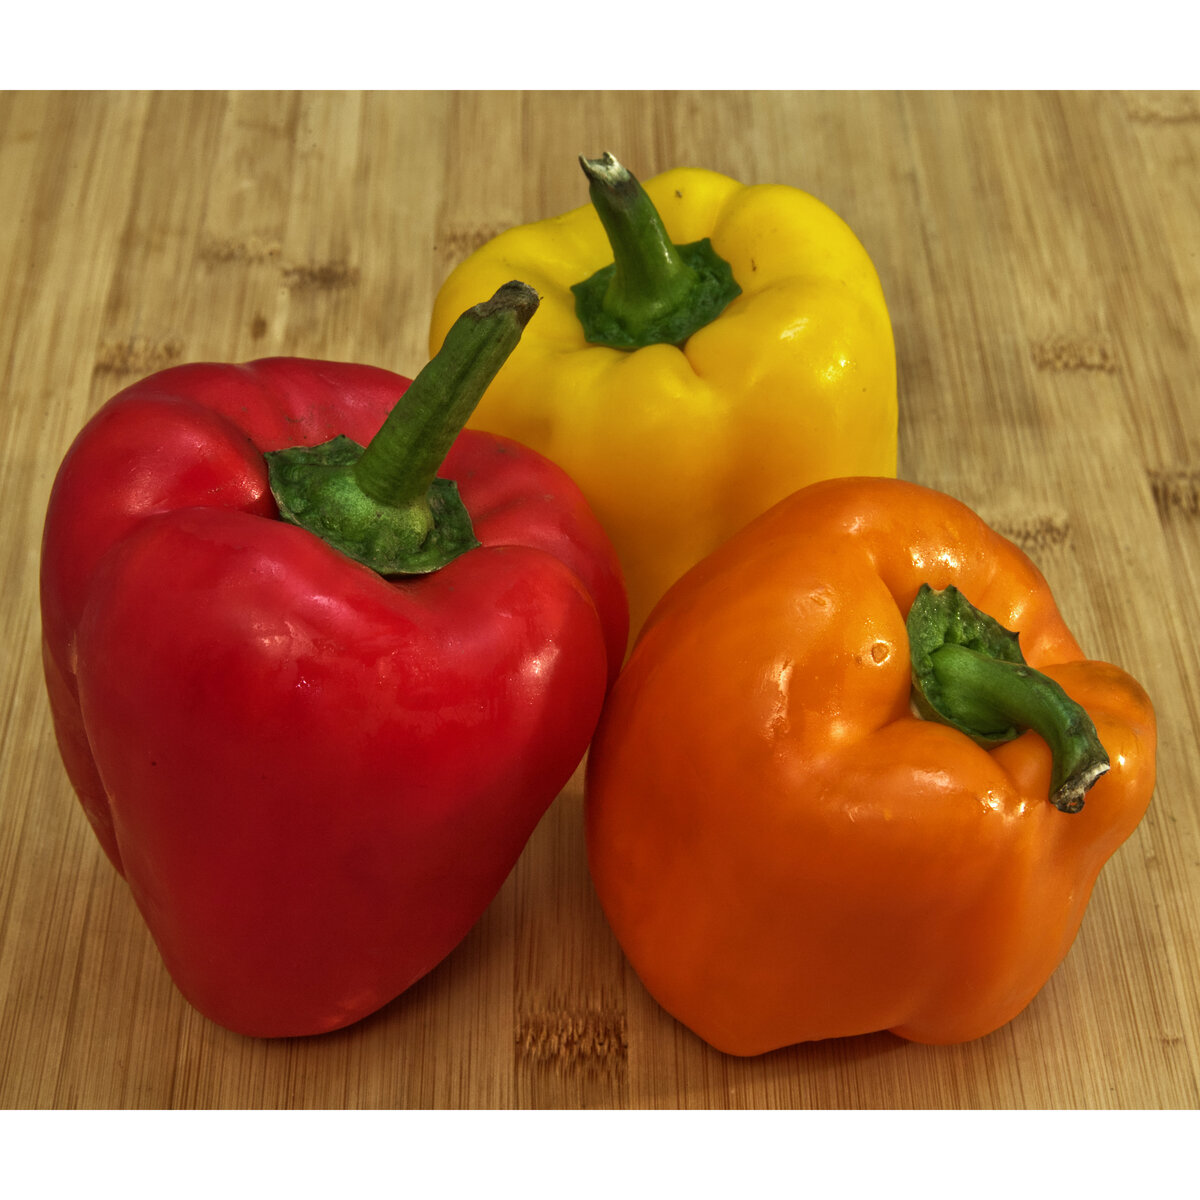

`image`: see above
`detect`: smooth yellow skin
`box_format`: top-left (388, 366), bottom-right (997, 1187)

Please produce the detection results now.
top-left (430, 168), bottom-right (897, 642)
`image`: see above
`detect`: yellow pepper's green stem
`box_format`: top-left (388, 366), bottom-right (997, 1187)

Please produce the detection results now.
top-left (266, 281), bottom-right (538, 575)
top-left (572, 152), bottom-right (740, 349)
top-left (580, 153), bottom-right (697, 334)
top-left (907, 584), bottom-right (1109, 813)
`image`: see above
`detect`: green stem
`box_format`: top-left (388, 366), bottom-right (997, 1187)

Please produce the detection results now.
top-left (266, 281), bottom-right (538, 576)
top-left (907, 584), bottom-right (1109, 813)
top-left (355, 281), bottom-right (537, 509)
top-left (926, 644), bottom-right (1110, 813)
top-left (571, 152), bottom-right (740, 349)
top-left (580, 153), bottom-right (698, 333)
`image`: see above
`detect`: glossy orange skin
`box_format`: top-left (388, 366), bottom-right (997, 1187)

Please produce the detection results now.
top-left (585, 478), bottom-right (1157, 1054)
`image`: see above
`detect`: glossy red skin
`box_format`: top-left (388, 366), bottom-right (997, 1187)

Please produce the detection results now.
top-left (40, 358), bottom-right (627, 1037)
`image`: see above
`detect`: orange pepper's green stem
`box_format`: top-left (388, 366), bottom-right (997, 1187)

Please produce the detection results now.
top-left (267, 281), bottom-right (539, 575)
top-left (571, 152), bottom-right (740, 349)
top-left (908, 584), bottom-right (1109, 813)
top-left (926, 643), bottom-right (1110, 813)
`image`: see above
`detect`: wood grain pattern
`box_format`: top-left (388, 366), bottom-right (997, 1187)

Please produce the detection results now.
top-left (1, 91), bottom-right (1197, 1109)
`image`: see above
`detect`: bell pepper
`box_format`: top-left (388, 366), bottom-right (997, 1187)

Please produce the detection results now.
top-left (40, 283), bottom-right (628, 1038)
top-left (585, 477), bottom-right (1156, 1054)
top-left (430, 152), bottom-right (897, 639)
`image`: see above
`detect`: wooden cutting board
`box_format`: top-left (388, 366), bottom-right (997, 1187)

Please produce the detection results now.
top-left (1, 90), bottom-right (1197, 1110)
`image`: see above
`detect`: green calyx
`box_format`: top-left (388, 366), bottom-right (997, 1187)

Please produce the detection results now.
top-left (906, 584), bottom-right (1110, 813)
top-left (266, 280), bottom-right (538, 576)
top-left (571, 151), bottom-right (741, 349)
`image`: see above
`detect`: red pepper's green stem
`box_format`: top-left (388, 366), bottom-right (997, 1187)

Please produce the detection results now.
top-left (571, 152), bottom-right (740, 349)
top-left (266, 281), bottom-right (538, 576)
top-left (355, 282), bottom-right (537, 511)
top-left (907, 584), bottom-right (1109, 813)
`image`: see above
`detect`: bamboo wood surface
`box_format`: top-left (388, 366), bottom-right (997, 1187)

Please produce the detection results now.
top-left (1, 90), bottom-right (1198, 1110)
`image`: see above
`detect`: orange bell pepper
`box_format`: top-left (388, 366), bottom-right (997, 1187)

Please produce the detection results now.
top-left (585, 477), bottom-right (1157, 1054)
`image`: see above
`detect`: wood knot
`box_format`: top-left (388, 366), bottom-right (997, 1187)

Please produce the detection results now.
top-left (1030, 336), bottom-right (1118, 373)
top-left (94, 335), bottom-right (185, 375)
top-left (435, 223), bottom-right (510, 263)
top-left (199, 235), bottom-right (282, 265)
top-left (281, 260), bottom-right (360, 290)
top-left (1149, 468), bottom-right (1200, 518)
top-left (516, 1008), bottom-right (628, 1072)
top-left (986, 512), bottom-right (1073, 554)
top-left (1125, 94), bottom-right (1200, 123)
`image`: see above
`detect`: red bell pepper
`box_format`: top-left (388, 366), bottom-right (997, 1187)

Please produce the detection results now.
top-left (40, 283), bottom-right (627, 1037)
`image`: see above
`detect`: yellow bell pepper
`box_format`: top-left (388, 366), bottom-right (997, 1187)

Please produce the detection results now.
top-left (430, 153), bottom-right (897, 639)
